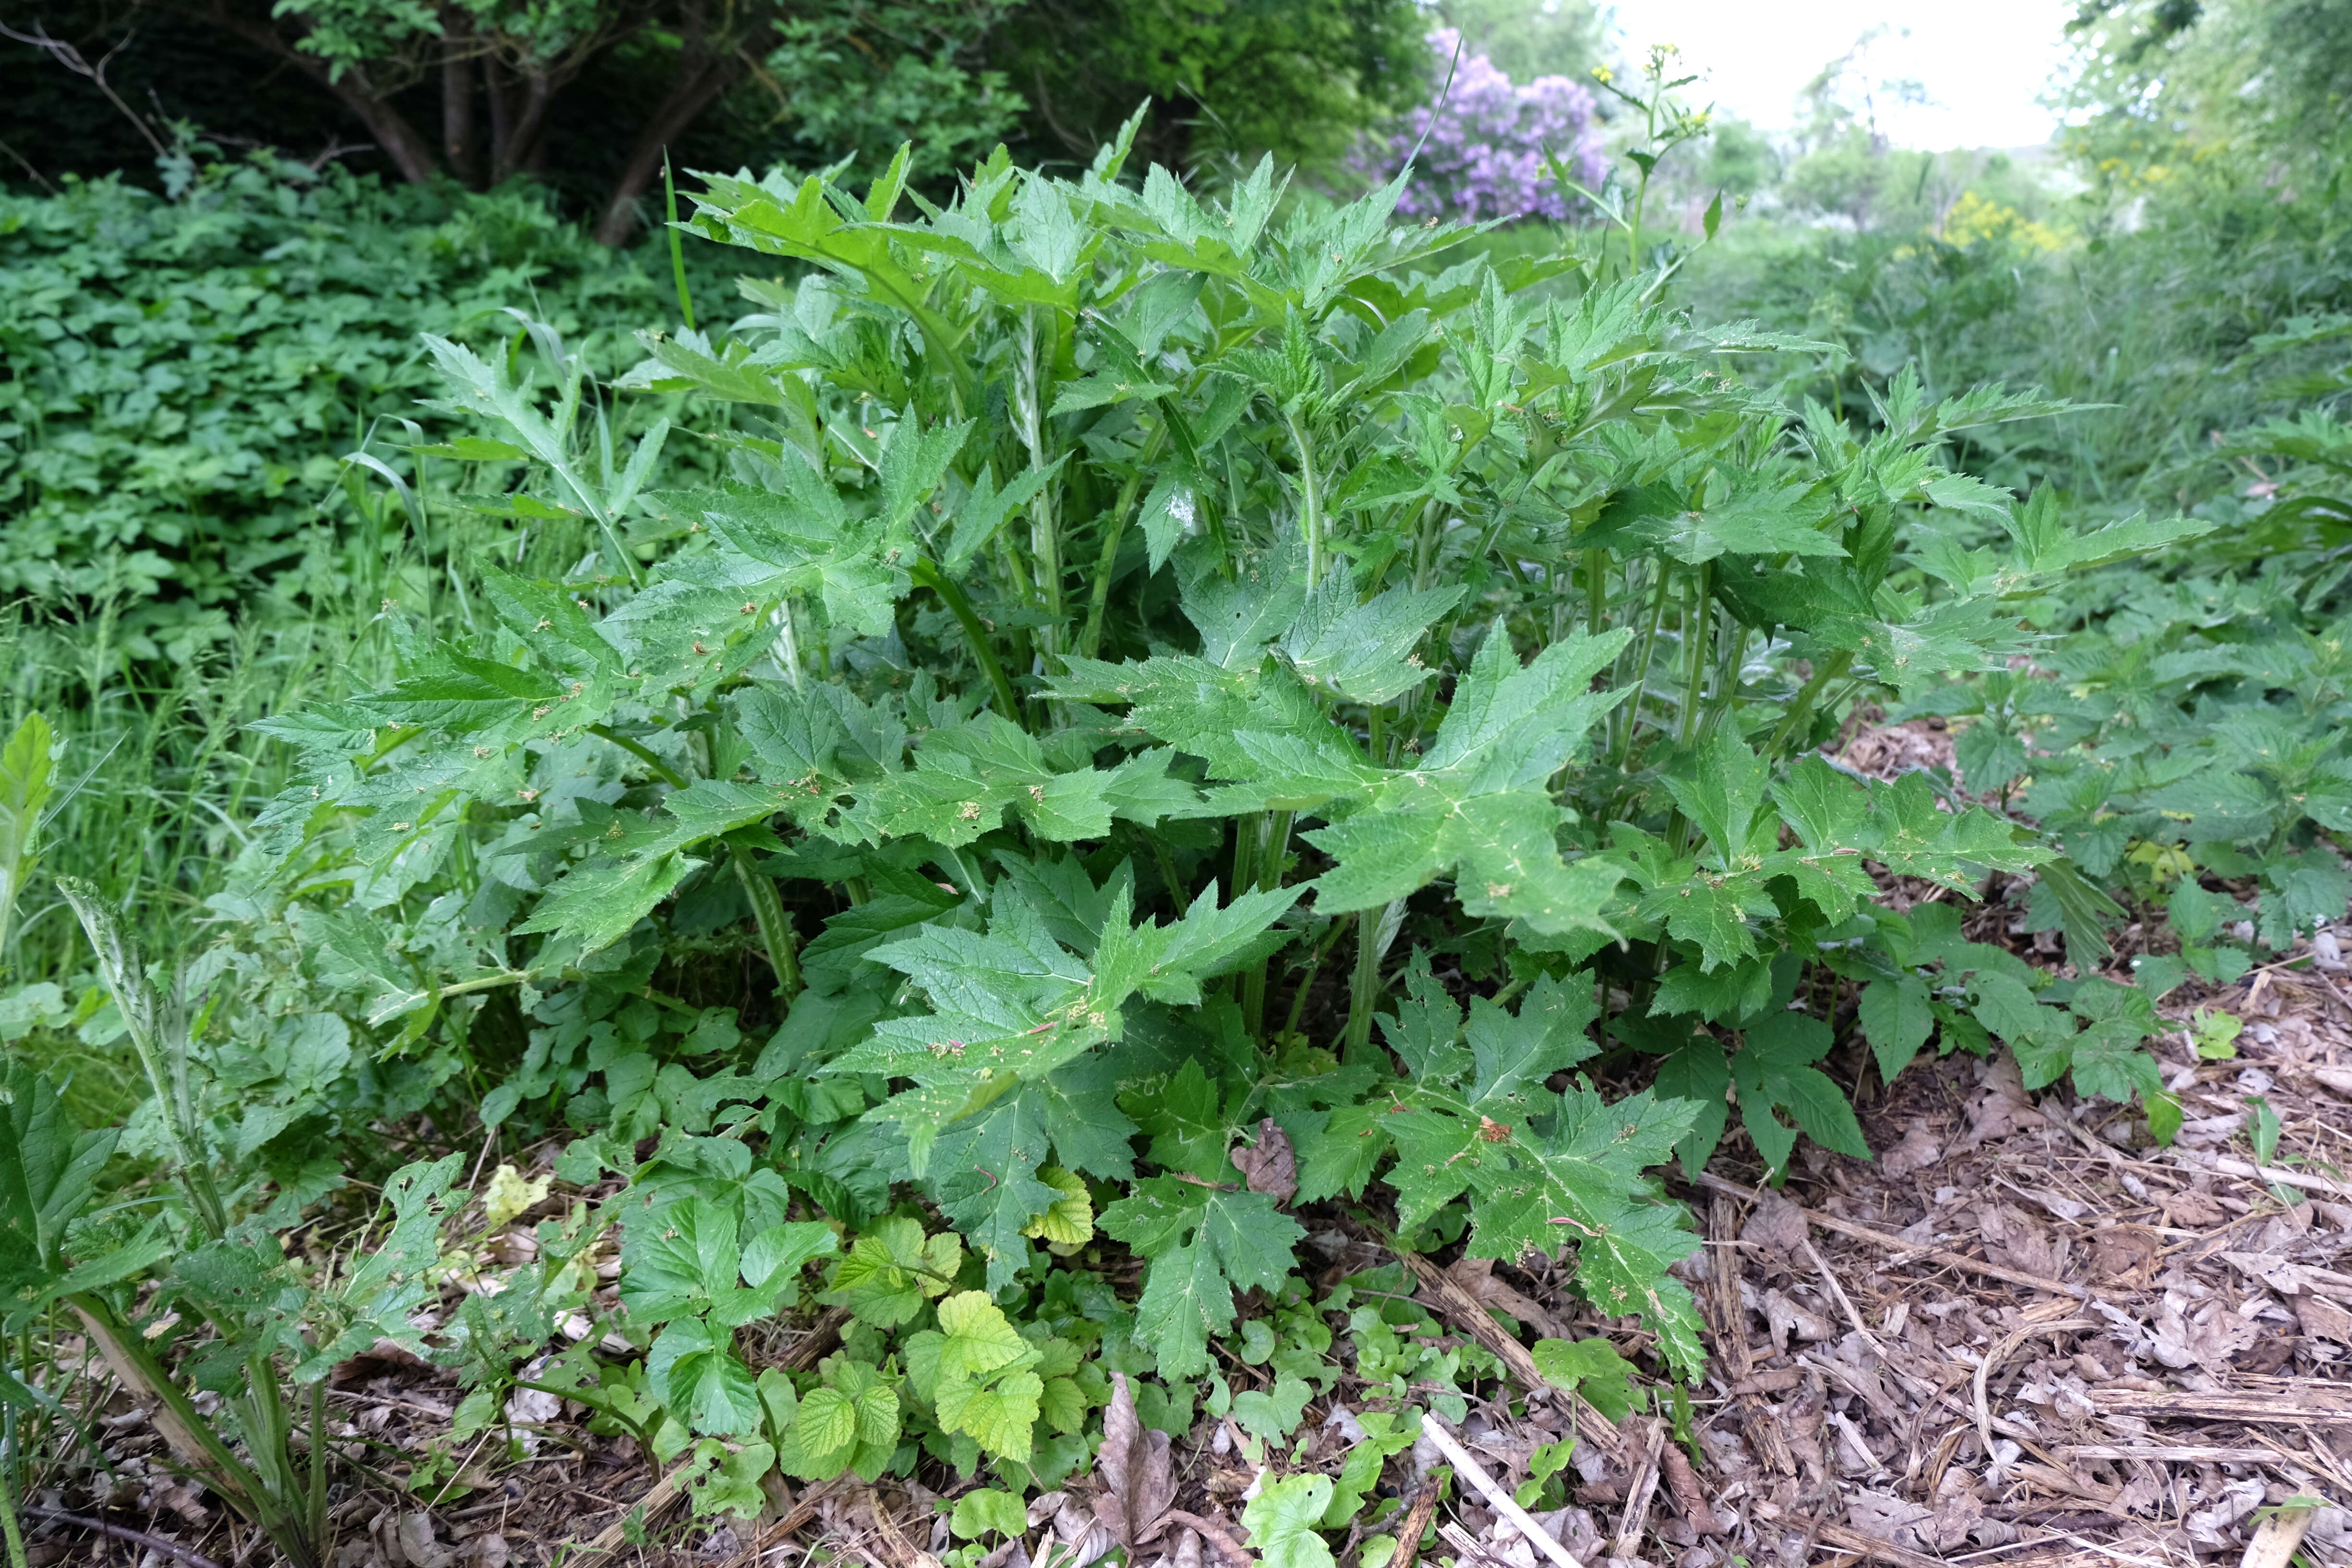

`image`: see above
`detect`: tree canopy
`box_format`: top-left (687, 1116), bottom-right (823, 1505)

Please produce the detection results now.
top-left (0, 0), bottom-right (1434, 240)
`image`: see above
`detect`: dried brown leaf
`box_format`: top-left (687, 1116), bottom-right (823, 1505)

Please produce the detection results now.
top-left (2162, 1188), bottom-right (2228, 1228)
top-left (1958, 1055), bottom-right (2045, 1149)
top-left (1436, 1257), bottom-right (1569, 1339)
top-left (2092, 1228), bottom-right (2159, 1289)
top-left (1092, 1373), bottom-right (1174, 1550)
top-left (1229, 1119), bottom-right (1297, 1205)
top-left (2150, 1301), bottom-right (2256, 1369)
top-left (1879, 1123), bottom-right (1943, 1179)
top-left (2297, 1294), bottom-right (2352, 1345)
top-left (1740, 1191), bottom-right (1809, 1253)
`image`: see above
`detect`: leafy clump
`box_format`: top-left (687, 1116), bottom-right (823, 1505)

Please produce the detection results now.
top-left (0, 111), bottom-right (2217, 1563)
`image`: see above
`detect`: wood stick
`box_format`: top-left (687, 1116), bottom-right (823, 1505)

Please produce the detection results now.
top-left (778, 1306), bottom-right (852, 1371)
top-left (1387, 1474), bottom-right (1445, 1568)
top-left (1692, 1172), bottom-right (2087, 1299)
top-left (740, 1477), bottom-right (850, 1563)
top-left (20, 1508), bottom-right (223, 1568)
top-left (2191, 1152), bottom-right (2352, 1202)
top-left (1394, 1248), bottom-right (1626, 1466)
top-left (1810, 1520), bottom-right (1948, 1568)
top-left (2089, 1384), bottom-right (2352, 1424)
top-left (866, 1486), bottom-right (940, 1568)
top-left (1610, 1419), bottom-right (1665, 1560)
top-left (570, 1462), bottom-right (691, 1562)
top-left (1418, 1417), bottom-right (1586, 1568)
top-left (1707, 1194), bottom-right (1797, 1478)
top-left (1437, 1520), bottom-right (1498, 1566)
top-left (2242, 1502), bottom-right (2317, 1568)
top-left (2065, 1445), bottom-right (2276, 1463)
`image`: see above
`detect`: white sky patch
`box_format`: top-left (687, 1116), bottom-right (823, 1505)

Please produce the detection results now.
top-left (1607, 0), bottom-right (2080, 149)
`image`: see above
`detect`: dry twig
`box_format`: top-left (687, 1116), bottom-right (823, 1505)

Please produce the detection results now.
top-left (1393, 1248), bottom-right (1627, 1467)
top-left (1418, 1417), bottom-right (1586, 1568)
top-left (1693, 1172), bottom-right (2087, 1298)
top-left (1610, 1419), bottom-right (1665, 1560)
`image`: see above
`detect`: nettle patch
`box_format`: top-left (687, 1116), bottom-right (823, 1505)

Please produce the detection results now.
top-left (24, 122), bottom-right (2208, 1539)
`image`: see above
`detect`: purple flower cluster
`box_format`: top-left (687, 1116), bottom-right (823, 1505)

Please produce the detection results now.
top-left (1358, 28), bottom-right (1607, 222)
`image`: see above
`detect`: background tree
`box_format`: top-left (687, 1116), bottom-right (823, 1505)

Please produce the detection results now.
top-left (1, 0), bottom-right (1431, 232)
top-left (1433, 0), bottom-right (1605, 84)
top-left (970, 0), bottom-right (1429, 177)
top-left (2063, 0), bottom-right (2352, 207)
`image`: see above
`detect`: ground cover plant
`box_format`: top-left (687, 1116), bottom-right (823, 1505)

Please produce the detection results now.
top-left (12, 2), bottom-right (2352, 1555)
top-left (0, 154), bottom-right (687, 656)
top-left (0, 98), bottom-right (2259, 1566)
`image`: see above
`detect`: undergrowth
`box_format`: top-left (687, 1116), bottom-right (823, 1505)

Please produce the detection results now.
top-left (6, 94), bottom-right (2345, 1567)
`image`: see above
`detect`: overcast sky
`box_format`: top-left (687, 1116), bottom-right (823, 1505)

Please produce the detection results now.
top-left (1609, 0), bottom-right (2079, 149)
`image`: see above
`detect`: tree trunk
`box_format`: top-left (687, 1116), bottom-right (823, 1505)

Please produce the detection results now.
top-left (483, 53), bottom-right (515, 172)
top-left (491, 67), bottom-right (556, 184)
top-left (590, 51), bottom-right (744, 245)
top-left (205, 2), bottom-right (441, 183)
top-left (440, 7), bottom-right (479, 186)
top-left (327, 70), bottom-right (442, 183)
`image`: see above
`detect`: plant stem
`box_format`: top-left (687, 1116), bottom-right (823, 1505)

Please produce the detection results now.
top-left (1079, 427), bottom-right (1166, 660)
top-left (1342, 899), bottom-right (1402, 1055)
top-left (731, 844), bottom-right (801, 1001)
top-left (1766, 650), bottom-right (1854, 758)
top-left (1279, 917), bottom-right (1352, 1042)
top-left (1611, 562), bottom-right (1675, 769)
top-left (1285, 413), bottom-right (1324, 583)
top-left (1697, 621), bottom-right (1753, 744)
top-left (911, 561), bottom-right (1026, 729)
top-left (66, 1298), bottom-right (316, 1567)
top-left (1238, 811), bottom-right (1292, 1039)
top-left (306, 1378), bottom-right (328, 1555)
top-left (663, 152), bottom-right (695, 333)
top-left (588, 725), bottom-right (686, 789)
top-left (1626, 69), bottom-right (1660, 279)
top-left (1677, 562), bottom-right (1711, 745)
top-left (0, 1451), bottom-right (27, 1568)
top-left (773, 600), bottom-right (805, 691)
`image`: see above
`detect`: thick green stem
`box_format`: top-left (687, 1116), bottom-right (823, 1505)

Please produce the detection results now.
top-left (1697, 622), bottom-right (1753, 745)
top-left (1766, 650), bottom-right (1854, 758)
top-left (773, 601), bottom-right (805, 691)
top-left (912, 561), bottom-right (1026, 729)
top-left (1661, 565), bottom-right (1715, 858)
top-left (1237, 811), bottom-right (1293, 1039)
top-left (433, 971), bottom-right (531, 1003)
top-left (1610, 563), bottom-right (1675, 769)
top-left (1677, 563), bottom-right (1711, 745)
top-left (307, 1378), bottom-right (328, 1553)
top-left (588, 725), bottom-right (687, 789)
top-left (56, 880), bottom-right (229, 1244)
top-left (1032, 493), bottom-right (1064, 657)
top-left (1013, 313), bottom-right (1064, 659)
top-left (731, 844), bottom-right (801, 1001)
top-left (1079, 428), bottom-right (1167, 661)
top-left (68, 1298), bottom-right (321, 1568)
top-left (1342, 898), bottom-right (1403, 1056)
top-left (1285, 414), bottom-right (1324, 583)
top-left (1279, 917), bottom-right (1351, 1043)
top-left (0, 1446), bottom-right (26, 1568)
top-left (593, 725), bottom-right (803, 998)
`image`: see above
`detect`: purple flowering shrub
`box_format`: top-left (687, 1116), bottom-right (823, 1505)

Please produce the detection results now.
top-left (1357, 27), bottom-right (1607, 222)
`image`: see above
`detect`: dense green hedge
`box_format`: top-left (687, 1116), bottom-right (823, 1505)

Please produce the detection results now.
top-left (0, 158), bottom-right (680, 654)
